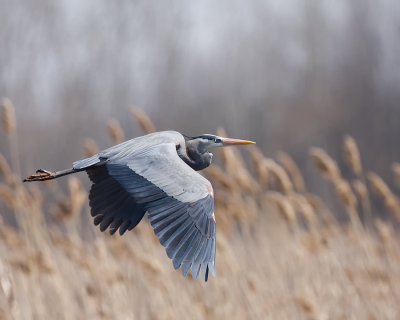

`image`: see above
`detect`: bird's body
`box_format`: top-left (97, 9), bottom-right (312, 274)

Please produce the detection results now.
top-left (24, 130), bottom-right (255, 281)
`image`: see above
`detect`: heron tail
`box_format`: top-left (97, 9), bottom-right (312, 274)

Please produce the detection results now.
top-left (23, 168), bottom-right (83, 182)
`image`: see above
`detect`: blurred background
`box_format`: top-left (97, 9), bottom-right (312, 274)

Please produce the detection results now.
top-left (1, 1), bottom-right (400, 319)
top-left (1, 0), bottom-right (400, 178)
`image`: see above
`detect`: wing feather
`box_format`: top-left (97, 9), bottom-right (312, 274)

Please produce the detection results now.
top-left (157, 215), bottom-right (189, 243)
top-left (119, 220), bottom-right (131, 235)
top-left (86, 166), bottom-right (146, 235)
top-left (170, 227), bottom-right (198, 262)
top-left (164, 218), bottom-right (193, 249)
top-left (80, 132), bottom-right (216, 281)
top-left (181, 261), bottom-right (192, 277)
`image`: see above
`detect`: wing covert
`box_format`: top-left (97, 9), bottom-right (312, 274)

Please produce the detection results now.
top-left (87, 139), bottom-right (216, 281)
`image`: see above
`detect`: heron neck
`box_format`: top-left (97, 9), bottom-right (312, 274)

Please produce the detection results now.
top-left (179, 141), bottom-right (212, 171)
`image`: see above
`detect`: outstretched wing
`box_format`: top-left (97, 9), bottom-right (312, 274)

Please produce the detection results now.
top-left (82, 136), bottom-right (216, 281)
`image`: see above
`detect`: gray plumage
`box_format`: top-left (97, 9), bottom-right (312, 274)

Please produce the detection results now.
top-left (24, 130), bottom-right (255, 281)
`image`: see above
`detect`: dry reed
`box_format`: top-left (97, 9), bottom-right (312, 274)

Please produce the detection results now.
top-left (215, 127), bottom-right (258, 193)
top-left (392, 162), bottom-right (400, 188)
top-left (374, 219), bottom-right (392, 246)
top-left (294, 296), bottom-right (314, 316)
top-left (1, 98), bottom-right (20, 179)
top-left (334, 178), bottom-right (357, 210)
top-left (334, 178), bottom-right (362, 228)
top-left (310, 147), bottom-right (341, 181)
top-left (50, 177), bottom-right (86, 221)
top-left (352, 180), bottom-right (368, 205)
top-left (83, 138), bottom-right (99, 157)
top-left (310, 146), bottom-right (365, 228)
top-left (352, 179), bottom-right (372, 223)
top-left (216, 127), bottom-right (245, 171)
top-left (0, 224), bottom-right (24, 249)
top-left (131, 108), bottom-right (156, 133)
top-left (290, 193), bottom-right (317, 228)
top-left (0, 154), bottom-right (13, 184)
top-left (204, 165), bottom-right (236, 192)
top-left (266, 191), bottom-right (296, 227)
top-left (1, 111), bottom-right (400, 319)
top-left (1, 98), bottom-right (16, 136)
top-left (342, 135), bottom-right (362, 175)
top-left (248, 146), bottom-right (269, 188)
top-left (264, 159), bottom-right (293, 195)
top-left (367, 171), bottom-right (400, 220)
top-left (107, 119), bottom-right (124, 144)
top-left (0, 185), bottom-right (15, 209)
top-left (276, 152), bottom-right (305, 192)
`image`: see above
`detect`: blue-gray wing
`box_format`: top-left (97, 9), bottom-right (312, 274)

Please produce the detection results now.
top-left (80, 137), bottom-right (216, 281)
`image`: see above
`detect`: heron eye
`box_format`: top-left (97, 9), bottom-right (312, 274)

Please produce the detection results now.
top-left (215, 138), bottom-right (221, 143)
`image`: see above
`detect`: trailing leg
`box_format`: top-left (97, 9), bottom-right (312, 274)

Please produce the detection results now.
top-left (23, 168), bottom-right (84, 182)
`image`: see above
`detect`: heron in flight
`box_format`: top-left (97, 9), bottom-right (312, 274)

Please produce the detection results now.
top-left (24, 131), bottom-right (255, 281)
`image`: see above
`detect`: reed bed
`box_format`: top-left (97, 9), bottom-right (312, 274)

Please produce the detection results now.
top-left (1, 99), bottom-right (400, 319)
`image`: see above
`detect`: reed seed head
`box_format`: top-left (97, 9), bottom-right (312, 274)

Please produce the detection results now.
top-left (204, 165), bottom-right (236, 192)
top-left (342, 135), bottom-right (362, 175)
top-left (264, 159), bottom-right (293, 194)
top-left (107, 119), bottom-right (124, 144)
top-left (248, 146), bottom-right (269, 188)
top-left (334, 178), bottom-right (357, 210)
top-left (0, 154), bottom-right (13, 184)
top-left (291, 194), bottom-right (317, 227)
top-left (392, 162), bottom-right (400, 187)
top-left (83, 138), bottom-right (99, 157)
top-left (267, 192), bottom-right (296, 225)
top-left (0, 184), bottom-right (15, 208)
top-left (352, 179), bottom-right (368, 201)
top-left (310, 147), bottom-right (341, 181)
top-left (368, 171), bottom-right (400, 219)
top-left (50, 177), bottom-right (86, 221)
top-left (367, 172), bottom-right (392, 201)
top-left (216, 127), bottom-right (240, 172)
top-left (132, 108), bottom-right (156, 133)
top-left (276, 152), bottom-right (305, 192)
top-left (1, 97), bottom-right (16, 136)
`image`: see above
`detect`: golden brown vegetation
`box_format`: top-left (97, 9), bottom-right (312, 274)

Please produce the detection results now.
top-left (132, 108), bottom-right (156, 134)
top-left (83, 138), bottom-right (100, 157)
top-left (107, 119), bottom-right (125, 145)
top-left (1, 98), bottom-right (16, 136)
top-left (1, 100), bottom-right (400, 319)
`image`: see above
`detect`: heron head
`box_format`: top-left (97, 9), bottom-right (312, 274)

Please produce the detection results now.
top-left (184, 134), bottom-right (255, 150)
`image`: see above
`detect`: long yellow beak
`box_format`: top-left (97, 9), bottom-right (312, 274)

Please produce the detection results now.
top-left (221, 138), bottom-right (256, 146)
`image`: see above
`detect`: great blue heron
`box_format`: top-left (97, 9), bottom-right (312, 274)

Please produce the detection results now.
top-left (24, 131), bottom-right (255, 281)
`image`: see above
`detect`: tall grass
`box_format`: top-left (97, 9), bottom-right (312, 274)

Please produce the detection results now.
top-left (1, 99), bottom-right (400, 319)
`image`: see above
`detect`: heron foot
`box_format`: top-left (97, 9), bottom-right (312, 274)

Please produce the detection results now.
top-left (23, 169), bottom-right (56, 182)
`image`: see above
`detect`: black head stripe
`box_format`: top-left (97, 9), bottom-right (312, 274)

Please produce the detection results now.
top-left (184, 134), bottom-right (217, 141)
top-left (200, 134), bottom-right (217, 141)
